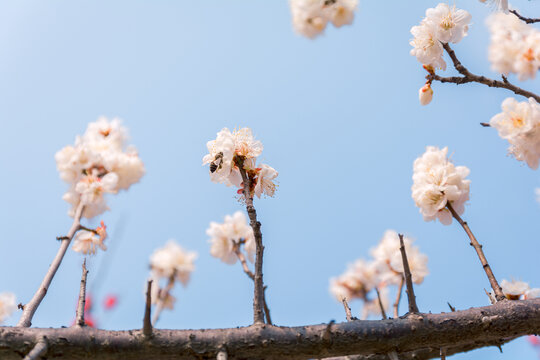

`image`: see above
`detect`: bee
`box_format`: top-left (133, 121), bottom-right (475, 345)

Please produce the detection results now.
top-left (210, 152), bottom-right (224, 173)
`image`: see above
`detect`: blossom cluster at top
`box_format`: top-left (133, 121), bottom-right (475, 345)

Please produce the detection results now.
top-left (412, 146), bottom-right (470, 225)
top-left (207, 211), bottom-right (255, 265)
top-left (289, 0), bottom-right (357, 39)
top-left (148, 240), bottom-right (197, 310)
top-left (487, 12), bottom-right (540, 81)
top-left (0, 292), bottom-right (16, 324)
top-left (329, 230), bottom-right (428, 319)
top-left (501, 279), bottom-right (540, 300)
top-left (55, 118), bottom-right (145, 219)
top-left (490, 98), bottom-right (540, 169)
top-left (203, 128), bottom-right (278, 199)
top-left (410, 3), bottom-right (471, 71)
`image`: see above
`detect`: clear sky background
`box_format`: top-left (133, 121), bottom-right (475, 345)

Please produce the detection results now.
top-left (0, 1), bottom-right (539, 359)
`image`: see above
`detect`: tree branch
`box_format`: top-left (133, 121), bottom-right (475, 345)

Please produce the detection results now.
top-left (236, 156), bottom-right (266, 325)
top-left (375, 287), bottom-right (387, 320)
top-left (342, 298), bottom-right (353, 322)
top-left (393, 277), bottom-right (404, 318)
top-left (509, 10), bottom-right (540, 24)
top-left (143, 280), bottom-right (153, 338)
top-left (75, 259), bottom-right (88, 327)
top-left (398, 234), bottom-right (419, 314)
top-left (152, 273), bottom-right (176, 326)
top-left (2, 299), bottom-right (540, 359)
top-left (446, 202), bottom-right (505, 302)
top-left (22, 336), bottom-right (47, 360)
top-left (233, 242), bottom-right (255, 280)
top-left (428, 43), bottom-right (540, 103)
top-left (17, 203), bottom-right (85, 327)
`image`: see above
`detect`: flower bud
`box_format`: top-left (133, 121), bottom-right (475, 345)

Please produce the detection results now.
top-left (418, 83), bottom-right (433, 106)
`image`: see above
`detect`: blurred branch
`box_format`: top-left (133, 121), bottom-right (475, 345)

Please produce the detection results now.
top-left (375, 287), bottom-right (387, 320)
top-left (394, 277), bottom-right (404, 318)
top-left (152, 273), bottom-right (176, 326)
top-left (509, 10), bottom-right (540, 24)
top-left (446, 202), bottom-right (505, 302)
top-left (17, 203), bottom-right (85, 327)
top-left (428, 43), bottom-right (540, 103)
top-left (1, 299), bottom-right (539, 359)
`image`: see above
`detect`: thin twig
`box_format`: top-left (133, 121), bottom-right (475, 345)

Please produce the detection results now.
top-left (17, 203), bottom-right (85, 327)
top-left (342, 298), bottom-right (353, 322)
top-left (75, 259), bottom-right (89, 327)
top-left (440, 347), bottom-right (447, 360)
top-left (447, 302), bottom-right (456, 312)
top-left (480, 122), bottom-right (490, 127)
top-left (428, 43), bottom-right (540, 103)
top-left (263, 286), bottom-right (273, 325)
top-left (233, 242), bottom-right (255, 280)
top-left (143, 280), bottom-right (153, 337)
top-left (152, 273), bottom-right (176, 326)
top-left (393, 276), bottom-right (404, 318)
top-left (509, 10), bottom-right (540, 24)
top-left (23, 336), bottom-right (48, 360)
top-left (375, 287), bottom-right (387, 320)
top-left (398, 234), bottom-right (419, 314)
top-left (446, 202), bottom-right (505, 302)
top-left (236, 156), bottom-right (266, 325)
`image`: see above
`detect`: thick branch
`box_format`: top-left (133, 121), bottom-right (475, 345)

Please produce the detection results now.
top-left (237, 156), bottom-right (266, 325)
top-left (446, 202), bottom-right (505, 302)
top-left (75, 259), bottom-right (88, 327)
top-left (398, 234), bottom-right (419, 314)
top-left (2, 299), bottom-right (540, 359)
top-left (509, 10), bottom-right (540, 24)
top-left (428, 43), bottom-right (540, 103)
top-left (143, 280), bottom-right (153, 337)
top-left (17, 203), bottom-right (85, 327)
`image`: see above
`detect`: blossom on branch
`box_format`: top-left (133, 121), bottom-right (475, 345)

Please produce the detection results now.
top-left (203, 127), bottom-right (278, 199)
top-left (410, 4), bottom-right (471, 70)
top-left (487, 12), bottom-right (540, 81)
top-left (289, 0), bottom-right (358, 39)
top-left (419, 83), bottom-right (434, 105)
top-left (501, 279), bottom-right (540, 300)
top-left (490, 97), bottom-right (540, 169)
top-left (207, 211), bottom-right (255, 264)
top-left (72, 222), bottom-right (108, 255)
top-left (55, 117), bottom-right (145, 218)
top-left (150, 240), bottom-right (197, 287)
top-left (411, 146), bottom-right (470, 225)
top-left (0, 292), bottom-right (16, 324)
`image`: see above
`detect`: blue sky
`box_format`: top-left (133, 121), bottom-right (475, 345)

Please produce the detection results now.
top-left (0, 1), bottom-right (539, 359)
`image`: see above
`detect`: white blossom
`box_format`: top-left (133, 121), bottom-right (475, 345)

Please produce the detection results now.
top-left (150, 240), bottom-right (197, 287)
top-left (411, 146), bottom-right (470, 225)
top-left (419, 83), bottom-right (434, 105)
top-left (289, 0), bottom-right (357, 39)
top-left (490, 97), bottom-right (540, 169)
top-left (487, 12), bottom-right (540, 81)
top-left (72, 223), bottom-right (108, 255)
top-left (410, 21), bottom-right (447, 71)
top-left (0, 292), bottom-right (16, 324)
top-left (207, 211), bottom-right (255, 265)
top-left (329, 259), bottom-right (380, 301)
top-left (55, 118), bottom-right (145, 218)
top-left (254, 164), bottom-right (279, 198)
top-left (424, 4), bottom-right (471, 44)
top-left (501, 279), bottom-right (530, 299)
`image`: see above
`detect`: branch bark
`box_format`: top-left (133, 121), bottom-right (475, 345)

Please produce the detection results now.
top-left (428, 43), bottom-right (540, 103)
top-left (237, 156), bottom-right (266, 325)
top-left (2, 299), bottom-right (540, 359)
top-left (446, 202), bottom-right (505, 302)
top-left (398, 234), bottom-right (419, 314)
top-left (17, 203), bottom-right (85, 327)
top-left (75, 259), bottom-right (88, 327)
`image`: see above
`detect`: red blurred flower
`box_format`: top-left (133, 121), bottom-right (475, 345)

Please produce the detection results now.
top-left (103, 294), bottom-right (118, 310)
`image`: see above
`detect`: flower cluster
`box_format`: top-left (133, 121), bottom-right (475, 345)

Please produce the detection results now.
top-left (203, 128), bottom-right (278, 199)
top-left (410, 4), bottom-right (471, 71)
top-left (487, 12), bottom-right (540, 81)
top-left (412, 146), bottom-right (470, 225)
top-left (207, 211), bottom-right (255, 265)
top-left (490, 98), bottom-right (540, 169)
top-left (72, 221), bottom-right (108, 255)
top-left (55, 117), bottom-right (145, 219)
top-left (329, 230), bottom-right (428, 319)
top-left (0, 292), bottom-right (16, 324)
top-left (289, 0), bottom-right (357, 39)
top-left (148, 240), bottom-right (197, 311)
top-left (501, 279), bottom-right (540, 300)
